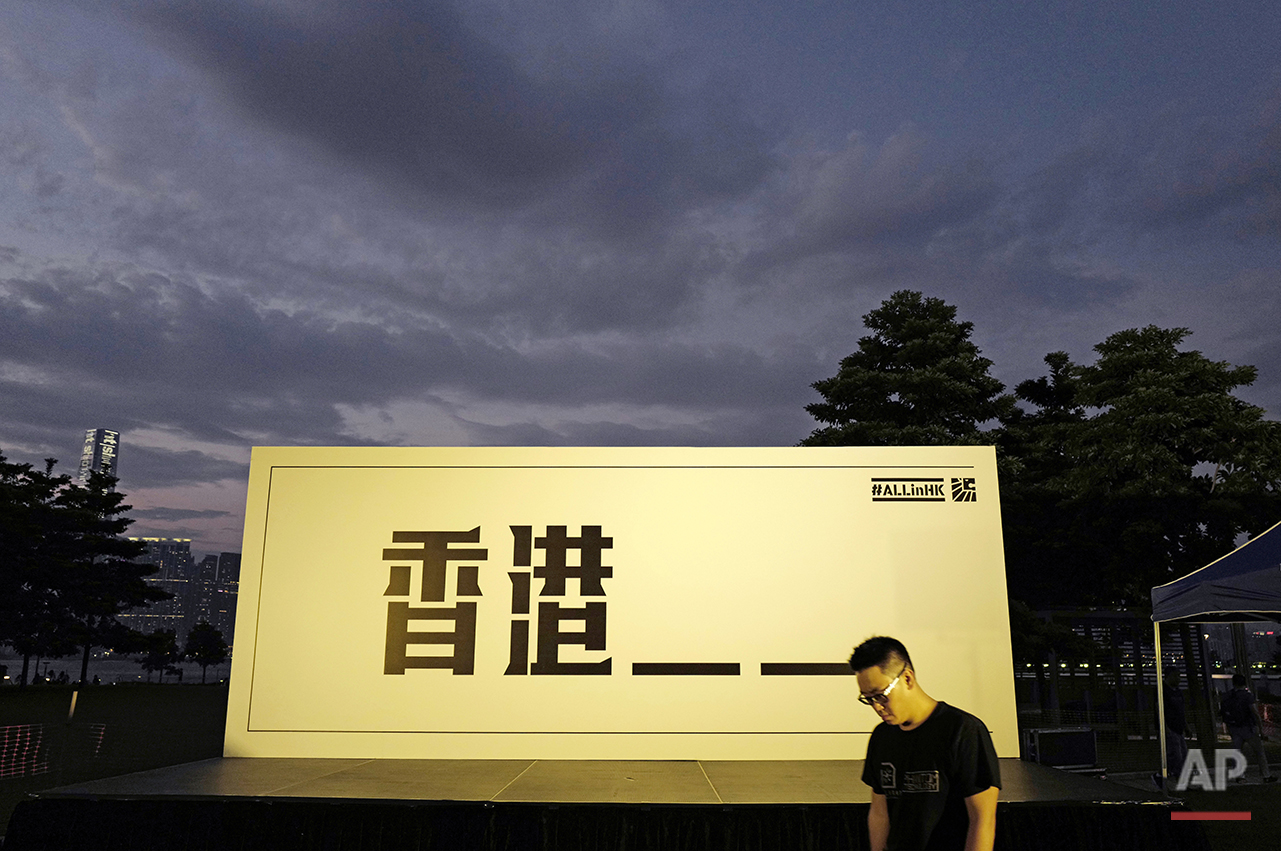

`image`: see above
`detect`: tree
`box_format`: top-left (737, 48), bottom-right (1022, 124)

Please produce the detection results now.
top-left (138, 628), bottom-right (182, 683)
top-left (1007, 599), bottom-right (1107, 711)
top-left (999, 326), bottom-right (1281, 608)
top-left (53, 469), bottom-right (164, 683)
top-left (183, 621), bottom-right (229, 684)
top-left (802, 290), bottom-right (1013, 446)
top-left (997, 352), bottom-right (1094, 606)
top-left (0, 452), bottom-right (166, 684)
top-left (0, 455), bottom-right (81, 685)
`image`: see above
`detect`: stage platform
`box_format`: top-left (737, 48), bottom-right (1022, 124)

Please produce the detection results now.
top-left (5, 758), bottom-right (1208, 850)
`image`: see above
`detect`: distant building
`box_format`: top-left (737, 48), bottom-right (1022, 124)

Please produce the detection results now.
top-left (212, 552), bottom-right (241, 648)
top-left (116, 539), bottom-right (240, 648)
top-left (76, 428), bottom-right (120, 484)
top-left (217, 551), bottom-right (241, 585)
top-left (191, 554), bottom-right (221, 628)
top-left (117, 537), bottom-right (193, 638)
top-left (130, 537), bottom-right (195, 582)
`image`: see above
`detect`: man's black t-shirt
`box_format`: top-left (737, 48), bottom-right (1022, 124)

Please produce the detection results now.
top-left (861, 701), bottom-right (1001, 851)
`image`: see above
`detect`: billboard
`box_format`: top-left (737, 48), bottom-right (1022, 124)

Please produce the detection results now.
top-left (225, 446), bottom-right (1017, 760)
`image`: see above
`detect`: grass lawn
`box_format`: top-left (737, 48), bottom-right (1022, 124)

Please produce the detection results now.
top-left (0, 684), bottom-right (227, 838)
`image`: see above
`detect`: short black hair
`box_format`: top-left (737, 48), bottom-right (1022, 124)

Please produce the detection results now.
top-left (1232, 673), bottom-right (1247, 688)
top-left (849, 636), bottom-right (912, 674)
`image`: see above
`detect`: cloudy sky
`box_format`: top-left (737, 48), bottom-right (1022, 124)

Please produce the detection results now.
top-left (2, 0), bottom-right (1279, 555)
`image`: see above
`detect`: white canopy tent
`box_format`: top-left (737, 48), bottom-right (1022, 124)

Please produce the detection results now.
top-left (1150, 519), bottom-right (1281, 781)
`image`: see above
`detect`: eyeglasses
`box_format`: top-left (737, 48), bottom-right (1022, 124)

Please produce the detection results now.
top-left (858, 664), bottom-right (908, 707)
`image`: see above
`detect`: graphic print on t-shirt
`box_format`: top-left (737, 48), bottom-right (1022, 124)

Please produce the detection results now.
top-left (902, 770), bottom-right (940, 792)
top-left (880, 763), bottom-right (896, 789)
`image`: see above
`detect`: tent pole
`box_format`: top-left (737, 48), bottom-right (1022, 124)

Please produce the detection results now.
top-left (1155, 621), bottom-right (1168, 786)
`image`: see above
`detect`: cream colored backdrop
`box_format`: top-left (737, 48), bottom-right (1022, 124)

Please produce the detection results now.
top-left (225, 446), bottom-right (1018, 759)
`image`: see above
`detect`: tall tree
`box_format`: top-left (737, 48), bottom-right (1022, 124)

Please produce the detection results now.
top-left (997, 352), bottom-right (1094, 605)
top-left (184, 621), bottom-right (229, 684)
top-left (1000, 326), bottom-right (1281, 608)
top-left (0, 455), bottom-right (80, 685)
top-left (802, 290), bottom-right (1013, 446)
top-left (53, 469), bottom-right (162, 684)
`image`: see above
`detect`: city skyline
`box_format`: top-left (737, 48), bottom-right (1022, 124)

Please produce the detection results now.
top-left (117, 536), bottom-right (239, 645)
top-left (2, 1), bottom-right (1280, 555)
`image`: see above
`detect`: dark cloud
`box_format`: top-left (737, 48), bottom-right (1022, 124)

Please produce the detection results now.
top-left (131, 506), bottom-right (234, 521)
top-left (129, 0), bottom-right (602, 204)
top-left (1, 123), bottom-right (49, 171)
top-left (970, 240), bottom-right (1138, 309)
top-left (122, 0), bottom-right (777, 231)
top-left (1105, 85), bottom-right (1281, 239)
top-left (13, 2), bottom-right (777, 339)
top-left (745, 130), bottom-right (1001, 279)
top-left (0, 263), bottom-right (825, 450)
top-left (459, 403), bottom-right (814, 449)
top-left (460, 418), bottom-right (723, 448)
top-left (5, 0), bottom-right (1281, 558)
top-left (118, 446), bottom-right (248, 489)
top-left (126, 523), bottom-right (221, 545)
top-left (1012, 145), bottom-right (1115, 235)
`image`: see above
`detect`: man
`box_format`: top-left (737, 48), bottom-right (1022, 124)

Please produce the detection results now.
top-left (851, 636), bottom-right (1000, 851)
top-left (1221, 673), bottom-right (1276, 783)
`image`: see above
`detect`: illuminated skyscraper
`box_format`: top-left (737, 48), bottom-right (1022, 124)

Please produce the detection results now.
top-left (214, 552), bottom-right (240, 646)
top-left (117, 537), bottom-right (193, 638)
top-left (77, 428), bottom-right (120, 484)
top-left (191, 555), bottom-right (221, 628)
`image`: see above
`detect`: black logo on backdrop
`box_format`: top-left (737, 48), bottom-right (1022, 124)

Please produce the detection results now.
top-left (951, 477), bottom-right (977, 502)
top-left (871, 477), bottom-right (978, 502)
top-left (871, 478), bottom-right (945, 501)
